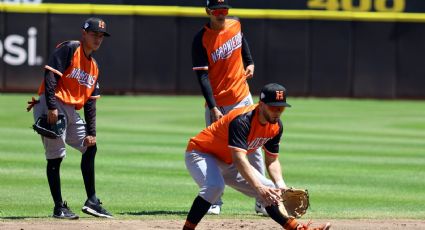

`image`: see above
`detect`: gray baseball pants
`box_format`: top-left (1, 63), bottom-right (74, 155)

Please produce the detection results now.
top-left (185, 150), bottom-right (273, 206)
top-left (33, 94), bottom-right (88, 159)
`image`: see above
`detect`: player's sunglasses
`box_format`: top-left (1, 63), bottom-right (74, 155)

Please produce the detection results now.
top-left (210, 8), bottom-right (229, 16)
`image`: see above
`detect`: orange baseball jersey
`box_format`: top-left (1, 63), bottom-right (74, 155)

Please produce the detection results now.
top-left (192, 18), bottom-right (250, 106)
top-left (38, 40), bottom-right (100, 110)
top-left (186, 104), bottom-right (283, 164)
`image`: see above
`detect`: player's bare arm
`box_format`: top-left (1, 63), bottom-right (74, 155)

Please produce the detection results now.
top-left (265, 154), bottom-right (289, 191)
top-left (231, 148), bottom-right (281, 206)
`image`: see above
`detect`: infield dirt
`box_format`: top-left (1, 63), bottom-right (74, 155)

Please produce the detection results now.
top-left (1, 219), bottom-right (425, 230)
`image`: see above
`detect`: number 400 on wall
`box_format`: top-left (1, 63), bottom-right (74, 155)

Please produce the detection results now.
top-left (308, 0), bottom-right (405, 12)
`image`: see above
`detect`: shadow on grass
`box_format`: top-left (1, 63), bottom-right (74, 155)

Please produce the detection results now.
top-left (121, 210), bottom-right (188, 216)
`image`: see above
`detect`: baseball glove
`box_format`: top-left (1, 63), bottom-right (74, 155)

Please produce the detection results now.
top-left (33, 114), bottom-right (66, 139)
top-left (280, 187), bottom-right (309, 218)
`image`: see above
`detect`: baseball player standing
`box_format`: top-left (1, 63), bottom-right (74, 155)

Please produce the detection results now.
top-left (28, 17), bottom-right (112, 219)
top-left (192, 0), bottom-right (267, 215)
top-left (183, 83), bottom-right (331, 230)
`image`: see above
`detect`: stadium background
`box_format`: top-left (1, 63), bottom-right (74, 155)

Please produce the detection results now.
top-left (1, 0), bottom-right (425, 99)
top-left (1, 2), bottom-right (425, 229)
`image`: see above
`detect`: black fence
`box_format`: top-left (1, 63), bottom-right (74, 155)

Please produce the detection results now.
top-left (1, 2), bottom-right (425, 98)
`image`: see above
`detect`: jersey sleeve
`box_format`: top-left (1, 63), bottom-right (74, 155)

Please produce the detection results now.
top-left (228, 115), bottom-right (251, 152)
top-left (192, 28), bottom-right (209, 71)
top-left (44, 41), bottom-right (77, 77)
top-left (263, 120), bottom-right (283, 157)
top-left (90, 80), bottom-right (101, 99)
top-left (241, 35), bottom-right (254, 66)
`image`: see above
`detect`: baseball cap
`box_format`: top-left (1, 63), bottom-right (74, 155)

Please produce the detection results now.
top-left (82, 17), bottom-right (111, 37)
top-left (206, 0), bottom-right (231, 9)
top-left (260, 83), bottom-right (292, 107)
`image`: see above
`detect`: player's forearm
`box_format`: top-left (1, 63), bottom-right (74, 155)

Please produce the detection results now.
top-left (241, 36), bottom-right (254, 66)
top-left (84, 99), bottom-right (97, 136)
top-left (196, 70), bottom-right (217, 109)
top-left (265, 156), bottom-right (286, 188)
top-left (268, 161), bottom-right (283, 185)
top-left (232, 150), bottom-right (263, 189)
top-left (44, 71), bottom-right (59, 110)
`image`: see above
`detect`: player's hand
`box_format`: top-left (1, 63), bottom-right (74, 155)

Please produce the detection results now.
top-left (210, 107), bottom-right (224, 123)
top-left (245, 64), bottom-right (255, 79)
top-left (280, 186), bottom-right (290, 192)
top-left (256, 185), bottom-right (281, 206)
top-left (47, 109), bottom-right (58, 124)
top-left (84, 135), bottom-right (96, 147)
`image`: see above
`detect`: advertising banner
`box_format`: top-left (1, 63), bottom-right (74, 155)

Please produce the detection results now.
top-left (2, 13), bottom-right (47, 91)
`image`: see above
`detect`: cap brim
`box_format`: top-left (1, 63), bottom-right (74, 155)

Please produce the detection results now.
top-left (266, 102), bottom-right (291, 107)
top-left (208, 5), bottom-right (231, 9)
top-left (84, 29), bottom-right (111, 37)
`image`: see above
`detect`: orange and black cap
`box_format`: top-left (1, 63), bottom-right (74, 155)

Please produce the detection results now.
top-left (260, 83), bottom-right (291, 107)
top-left (82, 17), bottom-right (111, 37)
top-left (206, 0), bottom-right (231, 9)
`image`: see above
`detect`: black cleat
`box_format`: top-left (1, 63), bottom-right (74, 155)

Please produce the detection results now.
top-left (82, 199), bottom-right (113, 218)
top-left (53, 201), bottom-right (79, 220)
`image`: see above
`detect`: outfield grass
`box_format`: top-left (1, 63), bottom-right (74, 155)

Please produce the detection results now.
top-left (0, 94), bottom-right (424, 219)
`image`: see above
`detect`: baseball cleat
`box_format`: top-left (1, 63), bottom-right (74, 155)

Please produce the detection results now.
top-left (255, 201), bottom-right (269, 216)
top-left (53, 201), bottom-right (79, 220)
top-left (82, 199), bottom-right (113, 218)
top-left (207, 204), bottom-right (221, 215)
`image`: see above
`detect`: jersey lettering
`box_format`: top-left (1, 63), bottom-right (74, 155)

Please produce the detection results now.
top-left (67, 68), bottom-right (96, 89)
top-left (211, 32), bottom-right (242, 63)
top-left (247, 137), bottom-right (271, 150)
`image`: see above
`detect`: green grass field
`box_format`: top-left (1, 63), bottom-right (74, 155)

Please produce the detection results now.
top-left (0, 94), bottom-right (424, 220)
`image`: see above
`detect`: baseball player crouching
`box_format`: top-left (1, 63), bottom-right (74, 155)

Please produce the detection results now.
top-left (183, 83), bottom-right (331, 230)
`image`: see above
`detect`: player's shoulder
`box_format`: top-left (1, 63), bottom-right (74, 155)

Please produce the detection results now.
top-left (194, 26), bottom-right (207, 40)
top-left (226, 17), bottom-right (241, 26)
top-left (54, 40), bottom-right (81, 56)
top-left (229, 105), bottom-right (257, 123)
top-left (56, 40), bottom-right (81, 49)
top-left (91, 56), bottom-right (99, 67)
top-left (277, 119), bottom-right (283, 129)
top-left (227, 16), bottom-right (240, 22)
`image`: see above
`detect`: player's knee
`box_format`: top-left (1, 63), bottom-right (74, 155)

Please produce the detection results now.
top-left (201, 184), bottom-right (225, 203)
top-left (47, 157), bottom-right (63, 170)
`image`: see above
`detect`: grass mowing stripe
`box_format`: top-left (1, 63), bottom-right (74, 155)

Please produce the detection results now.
top-left (288, 132), bottom-right (425, 147)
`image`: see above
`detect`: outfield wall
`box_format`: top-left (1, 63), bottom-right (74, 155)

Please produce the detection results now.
top-left (1, 2), bottom-right (425, 98)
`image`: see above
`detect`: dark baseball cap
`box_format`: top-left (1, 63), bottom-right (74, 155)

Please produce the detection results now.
top-left (260, 83), bottom-right (292, 107)
top-left (82, 17), bottom-right (111, 37)
top-left (206, 0), bottom-right (231, 9)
